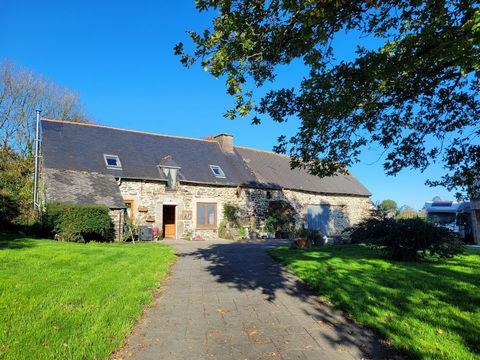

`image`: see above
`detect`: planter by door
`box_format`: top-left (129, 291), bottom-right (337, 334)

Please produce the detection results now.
top-left (163, 205), bottom-right (176, 238)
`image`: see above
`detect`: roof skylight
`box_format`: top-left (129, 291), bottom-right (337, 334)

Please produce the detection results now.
top-left (104, 154), bottom-right (122, 169)
top-left (210, 165), bottom-right (225, 178)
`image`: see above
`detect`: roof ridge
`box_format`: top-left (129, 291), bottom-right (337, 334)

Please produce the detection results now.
top-left (235, 145), bottom-right (292, 158)
top-left (41, 118), bottom-right (217, 143)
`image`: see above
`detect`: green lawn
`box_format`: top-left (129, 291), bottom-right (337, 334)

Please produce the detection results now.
top-left (269, 245), bottom-right (480, 360)
top-left (0, 235), bottom-right (175, 360)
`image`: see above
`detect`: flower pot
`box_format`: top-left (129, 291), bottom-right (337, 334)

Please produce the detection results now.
top-left (293, 238), bottom-right (309, 249)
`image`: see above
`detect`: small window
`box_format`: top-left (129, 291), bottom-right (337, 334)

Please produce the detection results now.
top-left (104, 154), bottom-right (122, 169)
top-left (196, 202), bottom-right (217, 229)
top-left (124, 200), bottom-right (134, 223)
top-left (210, 165), bottom-right (225, 178)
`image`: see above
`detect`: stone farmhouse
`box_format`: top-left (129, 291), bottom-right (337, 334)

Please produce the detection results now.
top-left (40, 119), bottom-right (373, 241)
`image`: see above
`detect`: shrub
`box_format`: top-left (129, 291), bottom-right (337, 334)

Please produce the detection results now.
top-left (44, 204), bottom-right (113, 242)
top-left (294, 228), bottom-right (325, 246)
top-left (264, 215), bottom-right (278, 234)
top-left (223, 204), bottom-right (239, 227)
top-left (0, 150), bottom-right (35, 226)
top-left (264, 200), bottom-right (297, 235)
top-left (0, 192), bottom-right (20, 228)
top-left (236, 227), bottom-right (247, 239)
top-left (347, 217), bottom-right (464, 261)
top-left (218, 221), bottom-right (234, 240)
top-left (60, 225), bottom-right (85, 243)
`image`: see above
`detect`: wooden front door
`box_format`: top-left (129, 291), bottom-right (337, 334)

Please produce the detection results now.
top-left (163, 205), bottom-right (176, 238)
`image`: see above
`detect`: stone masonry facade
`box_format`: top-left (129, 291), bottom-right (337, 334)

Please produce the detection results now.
top-left (109, 209), bottom-right (125, 241)
top-left (116, 179), bottom-right (373, 241)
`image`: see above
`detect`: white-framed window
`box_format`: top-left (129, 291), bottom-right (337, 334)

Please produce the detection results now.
top-left (104, 154), bottom-right (122, 169)
top-left (210, 165), bottom-right (225, 178)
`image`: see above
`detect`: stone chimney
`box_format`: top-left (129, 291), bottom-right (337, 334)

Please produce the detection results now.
top-left (213, 133), bottom-right (234, 153)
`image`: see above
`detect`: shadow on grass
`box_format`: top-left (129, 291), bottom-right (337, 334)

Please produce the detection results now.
top-left (179, 241), bottom-right (401, 359)
top-left (271, 245), bottom-right (480, 359)
top-left (0, 233), bottom-right (39, 250)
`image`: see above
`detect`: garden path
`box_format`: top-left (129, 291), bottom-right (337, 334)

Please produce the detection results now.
top-left (114, 239), bottom-right (399, 360)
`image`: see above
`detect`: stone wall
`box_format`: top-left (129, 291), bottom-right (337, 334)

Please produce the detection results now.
top-left (118, 180), bottom-right (246, 239)
top-left (115, 179), bottom-right (373, 240)
top-left (109, 209), bottom-right (124, 241)
top-left (282, 189), bottom-right (373, 236)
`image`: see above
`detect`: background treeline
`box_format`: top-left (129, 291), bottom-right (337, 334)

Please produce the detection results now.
top-left (0, 61), bottom-right (90, 228)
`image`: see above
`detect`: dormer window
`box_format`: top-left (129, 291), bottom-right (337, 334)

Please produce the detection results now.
top-left (210, 165), bottom-right (225, 178)
top-left (158, 155), bottom-right (181, 190)
top-left (104, 154), bottom-right (122, 169)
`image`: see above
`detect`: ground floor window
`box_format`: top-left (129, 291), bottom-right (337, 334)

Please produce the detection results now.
top-left (197, 202), bottom-right (217, 229)
top-left (124, 200), bottom-right (134, 223)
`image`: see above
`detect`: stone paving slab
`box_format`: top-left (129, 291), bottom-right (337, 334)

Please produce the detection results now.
top-left (114, 239), bottom-right (400, 360)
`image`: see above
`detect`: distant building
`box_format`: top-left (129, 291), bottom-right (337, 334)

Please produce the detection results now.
top-left (470, 199), bottom-right (480, 245)
top-left (456, 202), bottom-right (473, 241)
top-left (425, 200), bottom-right (460, 229)
top-left (425, 200), bottom-right (478, 244)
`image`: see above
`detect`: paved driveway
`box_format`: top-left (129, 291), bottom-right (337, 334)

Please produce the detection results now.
top-left (115, 239), bottom-right (398, 360)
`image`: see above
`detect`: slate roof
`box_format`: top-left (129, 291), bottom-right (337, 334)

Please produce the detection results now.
top-left (236, 147), bottom-right (371, 196)
top-left (41, 119), bottom-right (371, 198)
top-left (159, 155), bottom-right (180, 168)
top-left (42, 119), bottom-right (256, 186)
top-left (44, 168), bottom-right (125, 208)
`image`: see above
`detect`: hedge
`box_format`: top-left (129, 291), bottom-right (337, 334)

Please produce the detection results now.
top-left (44, 204), bottom-right (113, 242)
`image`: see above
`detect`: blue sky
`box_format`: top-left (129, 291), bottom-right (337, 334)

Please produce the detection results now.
top-left (1, 0), bottom-right (455, 209)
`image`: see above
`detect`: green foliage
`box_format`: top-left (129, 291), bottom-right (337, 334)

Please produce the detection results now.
top-left (60, 226), bottom-right (85, 243)
top-left (269, 245), bottom-right (480, 359)
top-left (378, 199), bottom-right (398, 217)
top-left (236, 227), bottom-right (247, 238)
top-left (264, 215), bottom-right (278, 234)
top-left (222, 204), bottom-right (248, 239)
top-left (223, 204), bottom-right (239, 227)
top-left (218, 221), bottom-right (234, 240)
top-left (395, 205), bottom-right (418, 219)
top-left (294, 227), bottom-right (310, 239)
top-left (264, 200), bottom-right (297, 234)
top-left (44, 204), bottom-right (113, 242)
top-left (347, 217), bottom-right (464, 261)
top-left (177, 1), bottom-right (480, 197)
top-left (0, 192), bottom-right (20, 227)
top-left (0, 62), bottom-right (91, 228)
top-left (0, 149), bottom-right (34, 226)
top-left (0, 234), bottom-right (175, 360)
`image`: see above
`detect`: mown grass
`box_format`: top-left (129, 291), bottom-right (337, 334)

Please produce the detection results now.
top-left (0, 235), bottom-right (175, 360)
top-left (269, 245), bottom-right (480, 360)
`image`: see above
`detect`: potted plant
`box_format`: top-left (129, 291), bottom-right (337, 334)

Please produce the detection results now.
top-left (152, 227), bottom-right (162, 241)
top-left (292, 228), bottom-right (310, 249)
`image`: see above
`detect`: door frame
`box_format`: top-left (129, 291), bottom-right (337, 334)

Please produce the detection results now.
top-left (162, 204), bottom-right (177, 238)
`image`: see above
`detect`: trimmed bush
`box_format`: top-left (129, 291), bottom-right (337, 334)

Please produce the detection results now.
top-left (44, 204), bottom-right (113, 242)
top-left (347, 217), bottom-right (464, 261)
